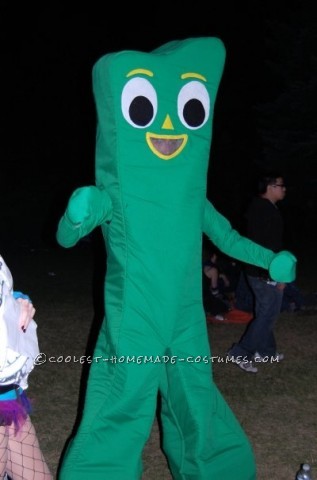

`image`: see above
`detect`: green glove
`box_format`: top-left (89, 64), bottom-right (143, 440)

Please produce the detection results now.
top-left (269, 250), bottom-right (297, 283)
top-left (65, 186), bottom-right (112, 225)
top-left (56, 186), bottom-right (113, 248)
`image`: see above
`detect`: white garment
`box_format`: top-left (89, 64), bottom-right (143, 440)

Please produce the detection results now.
top-left (0, 255), bottom-right (40, 389)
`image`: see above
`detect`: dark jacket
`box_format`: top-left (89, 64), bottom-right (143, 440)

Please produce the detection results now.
top-left (244, 196), bottom-right (284, 278)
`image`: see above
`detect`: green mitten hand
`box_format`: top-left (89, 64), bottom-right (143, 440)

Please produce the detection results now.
top-left (56, 186), bottom-right (113, 248)
top-left (269, 250), bottom-right (297, 283)
top-left (65, 186), bottom-right (112, 226)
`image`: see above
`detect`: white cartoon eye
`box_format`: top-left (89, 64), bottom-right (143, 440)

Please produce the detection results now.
top-left (178, 81), bottom-right (210, 129)
top-left (121, 77), bottom-right (157, 128)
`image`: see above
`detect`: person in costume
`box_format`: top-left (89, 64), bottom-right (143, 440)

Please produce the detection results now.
top-left (0, 255), bottom-right (52, 480)
top-left (56, 37), bottom-right (296, 480)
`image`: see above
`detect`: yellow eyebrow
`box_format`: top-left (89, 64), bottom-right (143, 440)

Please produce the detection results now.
top-left (181, 72), bottom-right (207, 82)
top-left (126, 69), bottom-right (154, 78)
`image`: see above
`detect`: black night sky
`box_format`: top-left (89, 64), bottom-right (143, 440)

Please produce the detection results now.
top-left (2, 2), bottom-right (317, 257)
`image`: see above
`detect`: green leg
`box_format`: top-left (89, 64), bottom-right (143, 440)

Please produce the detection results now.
top-left (159, 315), bottom-right (256, 480)
top-left (59, 324), bottom-right (163, 480)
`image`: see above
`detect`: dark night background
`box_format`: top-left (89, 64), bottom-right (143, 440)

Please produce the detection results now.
top-left (2, 1), bottom-right (317, 261)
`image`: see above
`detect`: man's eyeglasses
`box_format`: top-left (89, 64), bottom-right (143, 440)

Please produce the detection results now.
top-left (272, 184), bottom-right (286, 188)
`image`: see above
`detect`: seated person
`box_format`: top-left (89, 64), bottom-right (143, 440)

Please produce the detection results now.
top-left (203, 251), bottom-right (232, 296)
top-left (202, 250), bottom-right (230, 318)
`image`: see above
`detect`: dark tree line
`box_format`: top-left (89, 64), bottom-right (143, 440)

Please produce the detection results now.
top-left (208, 3), bottom-right (317, 247)
top-left (251, 4), bottom-right (317, 247)
top-left (254, 5), bottom-right (317, 181)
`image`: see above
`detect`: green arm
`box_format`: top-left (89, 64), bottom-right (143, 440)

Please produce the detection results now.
top-left (56, 186), bottom-right (113, 248)
top-left (203, 200), bottom-right (296, 282)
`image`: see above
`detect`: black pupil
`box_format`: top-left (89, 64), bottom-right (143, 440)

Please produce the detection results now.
top-left (183, 99), bottom-right (205, 127)
top-left (129, 96), bottom-right (154, 126)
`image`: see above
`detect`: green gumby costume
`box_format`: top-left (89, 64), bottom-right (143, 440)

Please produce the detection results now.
top-left (57, 37), bottom-right (296, 480)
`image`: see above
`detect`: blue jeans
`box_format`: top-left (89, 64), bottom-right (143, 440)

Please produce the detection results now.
top-left (229, 275), bottom-right (283, 360)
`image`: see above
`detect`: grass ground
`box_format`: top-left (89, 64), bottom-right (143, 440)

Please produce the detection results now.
top-left (4, 240), bottom-right (317, 480)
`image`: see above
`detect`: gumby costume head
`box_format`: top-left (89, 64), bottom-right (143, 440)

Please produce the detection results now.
top-left (94, 37), bottom-right (224, 191)
top-left (57, 37), bottom-right (296, 480)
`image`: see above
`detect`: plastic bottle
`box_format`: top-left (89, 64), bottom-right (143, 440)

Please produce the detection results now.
top-left (296, 463), bottom-right (312, 480)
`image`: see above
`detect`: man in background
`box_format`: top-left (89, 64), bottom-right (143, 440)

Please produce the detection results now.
top-left (228, 172), bottom-right (287, 373)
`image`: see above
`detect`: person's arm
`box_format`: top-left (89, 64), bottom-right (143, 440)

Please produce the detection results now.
top-left (203, 265), bottom-right (219, 289)
top-left (56, 186), bottom-right (113, 248)
top-left (203, 200), bottom-right (296, 282)
top-left (219, 272), bottom-right (230, 288)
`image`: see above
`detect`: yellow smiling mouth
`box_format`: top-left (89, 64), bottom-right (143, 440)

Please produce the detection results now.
top-left (146, 133), bottom-right (188, 160)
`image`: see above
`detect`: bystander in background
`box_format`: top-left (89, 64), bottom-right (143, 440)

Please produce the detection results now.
top-left (227, 172), bottom-right (293, 373)
top-left (202, 248), bottom-right (230, 320)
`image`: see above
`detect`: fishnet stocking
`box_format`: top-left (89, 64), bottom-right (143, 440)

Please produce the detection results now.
top-left (0, 416), bottom-right (52, 480)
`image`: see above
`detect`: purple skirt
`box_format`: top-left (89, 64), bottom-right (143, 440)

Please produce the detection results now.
top-left (0, 385), bottom-right (32, 432)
